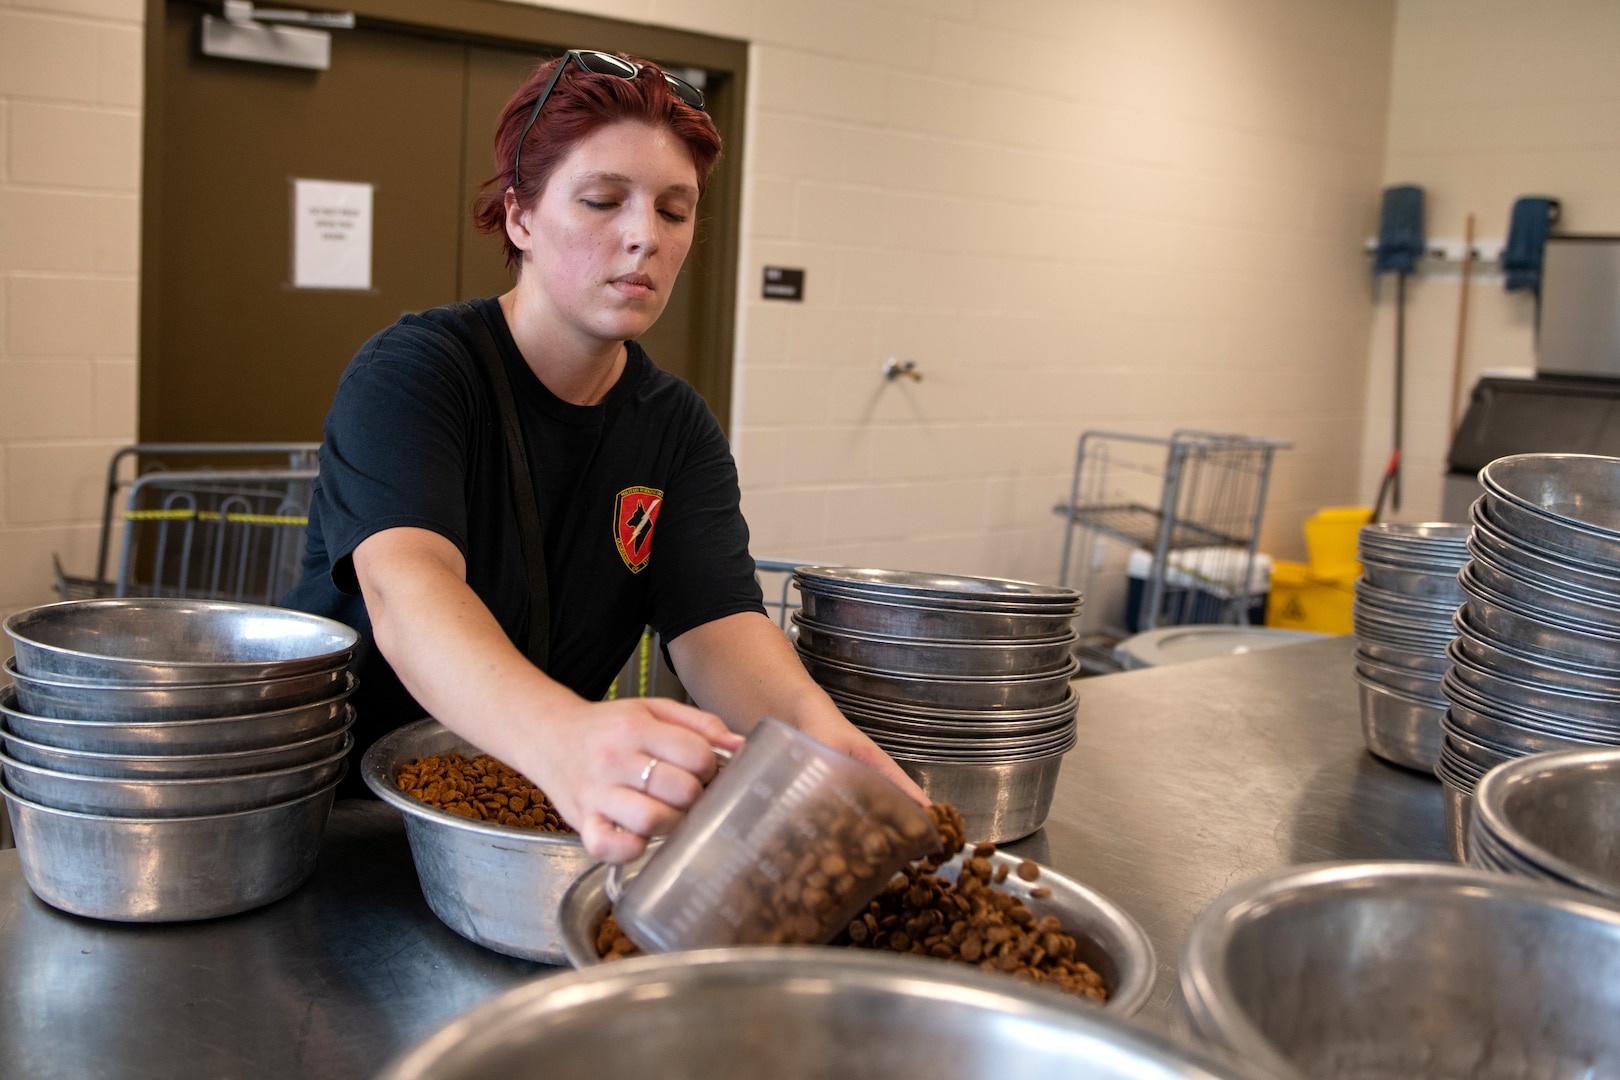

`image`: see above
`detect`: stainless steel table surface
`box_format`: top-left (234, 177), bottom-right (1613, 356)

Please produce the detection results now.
top-left (0, 634), bottom-right (1448, 1077)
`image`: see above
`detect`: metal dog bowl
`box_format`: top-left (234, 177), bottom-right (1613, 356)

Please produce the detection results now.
top-left (1471, 499), bottom-right (1620, 598)
top-left (890, 745), bottom-right (1070, 843)
top-left (1352, 650), bottom-right (1444, 699)
top-left (0, 738), bottom-right (349, 817)
top-left (1356, 559), bottom-right (1466, 602)
top-left (797, 588), bottom-right (1077, 640)
top-left (1351, 672), bottom-right (1444, 773)
top-left (1, 770), bottom-right (340, 921)
top-left (1459, 568), bottom-right (1620, 672)
top-left (1, 713), bottom-right (354, 779)
top-left (4, 598), bottom-right (358, 685)
top-left (797, 651), bottom-right (1078, 711)
top-left (4, 657), bottom-right (352, 722)
top-left (1451, 607), bottom-right (1620, 695)
top-left (1, 685), bottom-right (353, 756)
top-left (794, 566), bottom-right (1083, 607)
top-left (1179, 861), bottom-right (1620, 1080)
top-left (1481, 454), bottom-right (1620, 569)
top-left (377, 948), bottom-right (1246, 1080)
top-left (556, 849), bottom-right (1156, 1014)
top-left (1445, 640), bottom-right (1620, 728)
top-left (792, 616), bottom-right (1076, 678)
top-left (1470, 748), bottom-right (1620, 901)
top-left (1354, 638), bottom-right (1449, 674)
top-left (1437, 766), bottom-right (1473, 862)
top-left (361, 717), bottom-right (593, 964)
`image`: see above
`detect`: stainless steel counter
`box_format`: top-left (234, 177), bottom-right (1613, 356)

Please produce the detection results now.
top-left (0, 635), bottom-right (1447, 1077)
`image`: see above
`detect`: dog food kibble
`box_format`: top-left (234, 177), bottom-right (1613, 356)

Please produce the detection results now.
top-left (397, 752), bottom-right (573, 832)
top-left (595, 801), bottom-right (1108, 1002)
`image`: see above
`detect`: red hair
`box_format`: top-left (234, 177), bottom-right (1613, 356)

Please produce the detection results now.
top-left (472, 54), bottom-right (723, 270)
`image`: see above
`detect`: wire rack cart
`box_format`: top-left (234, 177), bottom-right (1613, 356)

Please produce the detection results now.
top-left (1054, 430), bottom-right (1289, 641)
top-left (54, 443), bottom-right (321, 604)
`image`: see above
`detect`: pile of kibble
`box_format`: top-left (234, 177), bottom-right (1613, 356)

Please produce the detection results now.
top-left (397, 752), bottom-right (573, 832)
top-left (596, 802), bottom-right (1108, 1001)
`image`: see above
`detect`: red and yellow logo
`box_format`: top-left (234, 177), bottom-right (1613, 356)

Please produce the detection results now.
top-left (613, 486), bottom-right (663, 573)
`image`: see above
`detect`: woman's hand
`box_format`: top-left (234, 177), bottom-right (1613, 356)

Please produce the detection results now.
top-left (355, 527), bottom-right (746, 863)
top-left (667, 611), bottom-right (931, 806)
top-left (505, 695), bottom-right (743, 863)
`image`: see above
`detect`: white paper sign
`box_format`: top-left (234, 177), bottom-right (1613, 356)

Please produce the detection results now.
top-left (292, 178), bottom-right (373, 290)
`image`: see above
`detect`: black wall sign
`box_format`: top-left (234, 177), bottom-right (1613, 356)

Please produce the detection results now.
top-left (762, 266), bottom-right (804, 301)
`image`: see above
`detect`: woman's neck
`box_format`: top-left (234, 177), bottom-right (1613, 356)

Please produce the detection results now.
top-left (497, 288), bottom-right (627, 407)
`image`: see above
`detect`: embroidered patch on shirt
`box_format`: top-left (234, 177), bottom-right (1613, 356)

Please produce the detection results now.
top-left (614, 486), bottom-right (664, 573)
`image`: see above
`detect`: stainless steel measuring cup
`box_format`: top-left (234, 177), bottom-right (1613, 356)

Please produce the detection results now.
top-left (605, 716), bottom-right (938, 953)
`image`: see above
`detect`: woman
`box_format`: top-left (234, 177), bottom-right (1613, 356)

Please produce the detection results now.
top-left (285, 50), bottom-right (923, 862)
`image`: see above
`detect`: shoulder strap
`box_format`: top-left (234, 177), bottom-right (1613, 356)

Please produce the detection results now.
top-left (454, 301), bottom-right (549, 674)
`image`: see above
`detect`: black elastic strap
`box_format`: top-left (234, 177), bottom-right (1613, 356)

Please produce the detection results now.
top-left (456, 302), bottom-right (550, 673)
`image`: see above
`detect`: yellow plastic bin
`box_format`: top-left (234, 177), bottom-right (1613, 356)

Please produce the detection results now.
top-left (1265, 560), bottom-right (1356, 635)
top-left (1303, 506), bottom-right (1373, 578)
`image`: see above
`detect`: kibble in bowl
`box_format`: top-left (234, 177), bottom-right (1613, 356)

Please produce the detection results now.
top-left (563, 803), bottom-right (1157, 1014)
top-left (362, 717), bottom-right (594, 964)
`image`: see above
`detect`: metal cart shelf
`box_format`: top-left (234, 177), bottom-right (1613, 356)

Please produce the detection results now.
top-left (1055, 430), bottom-right (1289, 661)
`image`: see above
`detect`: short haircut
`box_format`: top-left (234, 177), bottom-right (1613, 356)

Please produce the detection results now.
top-left (472, 54), bottom-right (723, 270)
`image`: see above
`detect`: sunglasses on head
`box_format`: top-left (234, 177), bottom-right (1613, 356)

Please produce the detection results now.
top-left (512, 49), bottom-right (707, 187)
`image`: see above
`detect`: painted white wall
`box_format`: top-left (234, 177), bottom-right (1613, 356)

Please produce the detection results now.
top-left (1360, 0), bottom-right (1620, 521)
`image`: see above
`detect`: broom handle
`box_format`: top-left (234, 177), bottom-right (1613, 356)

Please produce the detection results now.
top-left (1448, 213), bottom-right (1476, 437)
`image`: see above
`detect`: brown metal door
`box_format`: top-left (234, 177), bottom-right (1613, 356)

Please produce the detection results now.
top-left (147, 9), bottom-right (733, 442)
top-left (147, 3), bottom-right (469, 441)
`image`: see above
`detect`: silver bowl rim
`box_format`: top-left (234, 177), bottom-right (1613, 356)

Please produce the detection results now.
top-left (1450, 607), bottom-right (1620, 683)
top-left (3, 597), bottom-right (358, 678)
top-left (1351, 669), bottom-right (1448, 709)
top-left (791, 612), bottom-right (1079, 650)
top-left (1359, 521), bottom-right (1472, 544)
top-left (1444, 638), bottom-right (1620, 706)
top-left (1467, 538), bottom-right (1620, 613)
top-left (1471, 498), bottom-right (1620, 588)
top-left (1441, 666), bottom-right (1620, 741)
top-left (0, 710), bottom-right (356, 769)
top-left (1352, 580), bottom-right (1461, 615)
top-left (1480, 454), bottom-right (1620, 541)
top-left (793, 566), bottom-right (1081, 606)
top-left (0, 678), bottom-right (357, 730)
top-left (360, 716), bottom-right (585, 849)
top-left (3, 653), bottom-right (357, 695)
top-left (0, 735), bottom-right (352, 789)
top-left (1178, 860), bottom-right (1620, 1080)
top-left (799, 649), bottom-right (1081, 686)
top-left (1460, 564), bottom-right (1620, 642)
top-left (797, 587), bottom-right (1083, 622)
top-left (881, 733), bottom-right (1077, 765)
top-left (374, 945), bottom-right (1250, 1080)
top-left (826, 684), bottom-right (1080, 724)
top-left (1472, 747), bottom-right (1620, 900)
top-left (0, 763), bottom-right (347, 823)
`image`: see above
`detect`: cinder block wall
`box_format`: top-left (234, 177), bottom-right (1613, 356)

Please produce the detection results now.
top-left (0, 0), bottom-right (142, 639)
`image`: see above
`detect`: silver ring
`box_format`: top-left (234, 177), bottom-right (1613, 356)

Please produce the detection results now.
top-left (637, 756), bottom-right (659, 793)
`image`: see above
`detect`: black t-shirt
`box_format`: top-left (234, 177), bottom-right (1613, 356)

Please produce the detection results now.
top-left (282, 297), bottom-right (764, 772)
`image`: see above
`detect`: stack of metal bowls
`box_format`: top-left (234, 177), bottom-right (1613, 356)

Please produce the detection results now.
top-left (1441, 454), bottom-right (1620, 860)
top-left (0, 598), bottom-right (357, 921)
top-left (790, 567), bottom-right (1081, 844)
top-left (1467, 747), bottom-right (1620, 902)
top-left (1351, 522), bottom-right (1469, 772)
